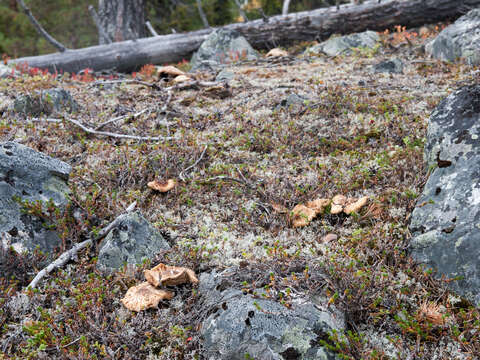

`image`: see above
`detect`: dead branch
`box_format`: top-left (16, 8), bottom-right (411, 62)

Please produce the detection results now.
top-left (233, 0), bottom-right (249, 21)
top-left (196, 0), bottom-right (210, 28)
top-left (16, 0), bottom-right (67, 52)
top-left (64, 117), bottom-right (171, 142)
top-left (282, 0), bottom-right (292, 15)
top-left (146, 21), bottom-right (159, 36)
top-left (95, 108), bottom-right (148, 131)
top-left (88, 5), bottom-right (112, 44)
top-left (27, 202), bottom-right (137, 289)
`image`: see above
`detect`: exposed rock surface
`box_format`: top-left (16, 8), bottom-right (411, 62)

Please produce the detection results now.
top-left (372, 58), bottom-right (404, 74)
top-left (96, 211), bottom-right (171, 274)
top-left (0, 142), bottom-right (71, 255)
top-left (305, 30), bottom-right (379, 57)
top-left (190, 29), bottom-right (259, 71)
top-left (0, 64), bottom-right (17, 79)
top-left (426, 9), bottom-right (480, 65)
top-left (199, 270), bottom-right (344, 360)
top-left (13, 88), bottom-right (79, 116)
top-left (409, 85), bottom-right (480, 305)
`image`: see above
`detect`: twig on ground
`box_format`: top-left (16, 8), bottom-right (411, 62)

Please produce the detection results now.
top-left (90, 79), bottom-right (162, 90)
top-left (27, 202), bottom-right (137, 290)
top-left (95, 108), bottom-right (148, 131)
top-left (64, 117), bottom-right (171, 141)
top-left (179, 144), bottom-right (208, 181)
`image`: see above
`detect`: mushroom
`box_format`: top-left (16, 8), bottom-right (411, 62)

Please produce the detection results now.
top-left (147, 179), bottom-right (175, 192)
top-left (266, 48), bottom-right (288, 57)
top-left (144, 263), bottom-right (199, 287)
top-left (157, 65), bottom-right (185, 78)
top-left (292, 204), bottom-right (317, 227)
top-left (121, 282), bottom-right (174, 312)
top-left (344, 196), bottom-right (368, 214)
top-left (306, 198), bottom-right (331, 214)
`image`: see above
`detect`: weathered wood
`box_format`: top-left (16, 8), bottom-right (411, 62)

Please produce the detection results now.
top-left (10, 0), bottom-right (480, 74)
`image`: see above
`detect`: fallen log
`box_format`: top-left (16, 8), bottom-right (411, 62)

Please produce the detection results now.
top-left (9, 0), bottom-right (479, 74)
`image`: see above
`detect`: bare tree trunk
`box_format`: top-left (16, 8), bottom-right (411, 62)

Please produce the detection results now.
top-left (282, 0), bottom-right (292, 15)
top-left (98, 0), bottom-right (146, 44)
top-left (15, 0), bottom-right (67, 52)
top-left (11, 0), bottom-right (480, 74)
top-left (196, 0), bottom-right (210, 28)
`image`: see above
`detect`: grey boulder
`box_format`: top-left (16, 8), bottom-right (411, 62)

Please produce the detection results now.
top-left (372, 58), bottom-right (404, 74)
top-left (0, 142), bottom-right (71, 255)
top-left (200, 270), bottom-right (344, 360)
top-left (426, 9), bottom-right (480, 65)
top-left (14, 88), bottom-right (79, 116)
top-left (96, 212), bottom-right (170, 274)
top-left (305, 30), bottom-right (379, 57)
top-left (190, 29), bottom-right (259, 71)
top-left (409, 85), bottom-right (480, 305)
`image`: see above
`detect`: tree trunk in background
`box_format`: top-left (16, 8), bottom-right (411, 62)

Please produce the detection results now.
top-left (98, 0), bottom-right (146, 44)
top-left (11, 0), bottom-right (480, 73)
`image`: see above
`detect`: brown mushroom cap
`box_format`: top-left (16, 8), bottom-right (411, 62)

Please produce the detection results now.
top-left (332, 194), bottom-right (347, 205)
top-left (121, 282), bottom-right (174, 312)
top-left (157, 65), bottom-right (185, 78)
top-left (147, 179), bottom-right (175, 192)
top-left (266, 48), bottom-right (288, 57)
top-left (145, 263), bottom-right (199, 287)
top-left (344, 196), bottom-right (368, 214)
top-left (173, 75), bottom-right (191, 84)
top-left (306, 198), bottom-right (331, 214)
top-left (292, 204), bottom-right (317, 227)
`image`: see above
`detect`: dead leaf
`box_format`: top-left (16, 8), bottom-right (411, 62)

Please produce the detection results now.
top-left (266, 48), bottom-right (288, 57)
top-left (121, 282), bottom-right (174, 312)
top-left (292, 204), bottom-right (317, 227)
top-left (145, 263), bottom-right (199, 287)
top-left (344, 196), bottom-right (368, 214)
top-left (147, 179), bottom-right (175, 192)
top-left (157, 65), bottom-right (185, 78)
top-left (306, 198), bottom-right (330, 214)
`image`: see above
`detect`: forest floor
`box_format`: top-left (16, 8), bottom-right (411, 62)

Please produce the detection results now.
top-left (1, 24), bottom-right (479, 359)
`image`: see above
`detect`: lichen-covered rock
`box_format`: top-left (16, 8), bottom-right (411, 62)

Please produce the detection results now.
top-left (14, 88), bottom-right (79, 116)
top-left (426, 9), bottom-right (480, 65)
top-left (372, 58), bottom-right (404, 74)
top-left (0, 142), bottom-right (71, 255)
top-left (96, 212), bottom-right (170, 274)
top-left (0, 64), bottom-right (17, 79)
top-left (199, 270), bottom-right (344, 360)
top-left (409, 85), bottom-right (480, 305)
top-left (190, 29), bottom-right (259, 71)
top-left (305, 30), bottom-right (379, 57)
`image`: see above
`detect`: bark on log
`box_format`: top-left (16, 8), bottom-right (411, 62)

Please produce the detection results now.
top-left (10, 0), bottom-right (480, 74)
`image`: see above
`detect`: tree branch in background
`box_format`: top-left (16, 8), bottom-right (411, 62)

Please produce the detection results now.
top-left (282, 0), bottom-right (292, 15)
top-left (196, 0), bottom-right (210, 28)
top-left (146, 20), bottom-right (159, 36)
top-left (16, 0), bottom-right (67, 52)
top-left (88, 5), bottom-right (112, 44)
top-left (233, 0), bottom-right (249, 22)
